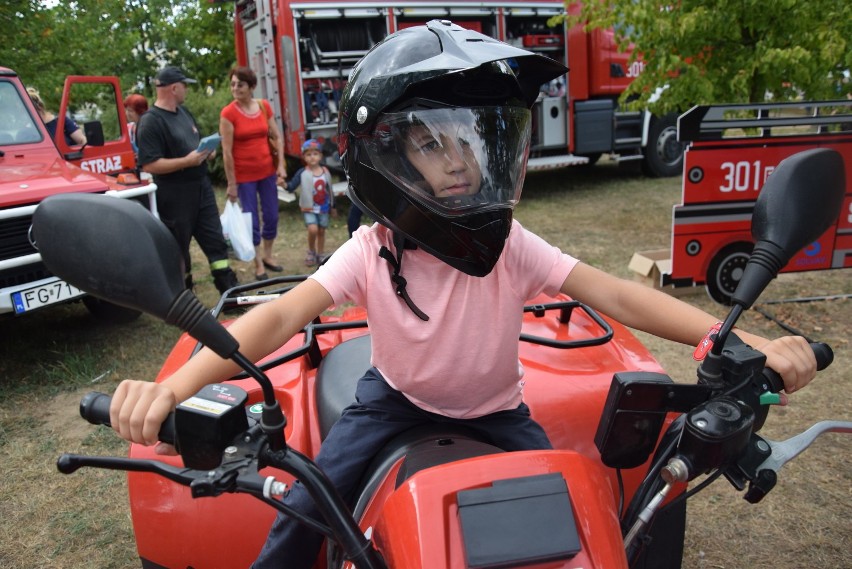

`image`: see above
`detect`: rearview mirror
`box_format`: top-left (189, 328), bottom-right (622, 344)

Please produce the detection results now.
top-left (731, 148), bottom-right (846, 308)
top-left (83, 121), bottom-right (105, 147)
top-left (33, 193), bottom-right (239, 358)
top-left (34, 193), bottom-right (185, 318)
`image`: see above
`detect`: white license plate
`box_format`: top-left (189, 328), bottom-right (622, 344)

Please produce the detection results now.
top-left (12, 280), bottom-right (86, 314)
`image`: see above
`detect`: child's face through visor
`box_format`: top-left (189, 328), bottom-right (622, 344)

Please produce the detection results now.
top-left (403, 123), bottom-right (483, 199)
top-left (366, 106), bottom-right (531, 217)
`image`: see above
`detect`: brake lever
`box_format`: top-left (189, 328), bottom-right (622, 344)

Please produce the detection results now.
top-left (757, 420), bottom-right (852, 473)
top-left (58, 454), bottom-right (206, 485)
top-left (57, 422), bottom-right (273, 499)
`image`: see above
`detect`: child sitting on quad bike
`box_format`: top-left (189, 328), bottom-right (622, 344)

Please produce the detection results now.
top-left (107, 21), bottom-right (818, 569)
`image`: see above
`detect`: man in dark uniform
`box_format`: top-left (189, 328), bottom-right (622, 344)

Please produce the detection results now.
top-left (136, 66), bottom-right (239, 295)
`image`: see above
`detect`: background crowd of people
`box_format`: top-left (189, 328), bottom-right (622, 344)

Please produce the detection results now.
top-left (27, 64), bottom-right (359, 299)
top-left (131, 65), bottom-right (356, 291)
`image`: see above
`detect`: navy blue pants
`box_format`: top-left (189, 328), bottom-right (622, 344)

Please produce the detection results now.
top-left (251, 368), bottom-right (552, 569)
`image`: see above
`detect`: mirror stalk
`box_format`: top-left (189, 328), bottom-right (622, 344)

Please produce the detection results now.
top-left (729, 242), bottom-right (786, 310)
top-left (710, 304), bottom-right (743, 358)
top-left (231, 351), bottom-right (287, 451)
top-left (166, 290), bottom-right (239, 358)
top-left (165, 290), bottom-right (287, 451)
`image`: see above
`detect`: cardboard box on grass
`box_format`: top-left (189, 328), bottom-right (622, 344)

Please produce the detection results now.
top-left (628, 249), bottom-right (701, 297)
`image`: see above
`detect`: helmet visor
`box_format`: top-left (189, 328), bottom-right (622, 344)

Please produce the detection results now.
top-left (365, 106), bottom-right (531, 216)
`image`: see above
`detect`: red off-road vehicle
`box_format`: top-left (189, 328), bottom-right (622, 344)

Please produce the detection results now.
top-left (0, 68), bottom-right (157, 321)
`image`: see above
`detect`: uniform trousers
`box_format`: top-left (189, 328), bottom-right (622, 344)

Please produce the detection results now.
top-left (156, 176), bottom-right (229, 273)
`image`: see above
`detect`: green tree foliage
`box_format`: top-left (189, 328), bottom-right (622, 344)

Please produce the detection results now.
top-left (2, 1), bottom-right (65, 104)
top-left (560, 0), bottom-right (851, 114)
top-left (3, 0), bottom-right (237, 182)
top-left (2, 0), bottom-right (235, 109)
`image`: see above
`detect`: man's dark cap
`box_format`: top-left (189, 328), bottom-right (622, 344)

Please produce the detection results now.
top-left (154, 67), bottom-right (197, 87)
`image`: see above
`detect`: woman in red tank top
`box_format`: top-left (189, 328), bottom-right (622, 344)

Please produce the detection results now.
top-left (220, 66), bottom-right (288, 280)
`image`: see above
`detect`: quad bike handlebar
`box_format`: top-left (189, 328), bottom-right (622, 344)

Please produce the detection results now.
top-left (760, 341), bottom-right (833, 393)
top-left (73, 342), bottom-right (834, 446)
top-left (614, 338), bottom-right (843, 559)
top-left (59, 340), bottom-right (846, 568)
top-left (62, 385), bottom-right (389, 569)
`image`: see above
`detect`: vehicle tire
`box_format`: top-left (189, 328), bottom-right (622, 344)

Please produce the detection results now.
top-left (82, 296), bottom-right (142, 324)
top-left (705, 242), bottom-right (754, 305)
top-left (642, 113), bottom-right (684, 178)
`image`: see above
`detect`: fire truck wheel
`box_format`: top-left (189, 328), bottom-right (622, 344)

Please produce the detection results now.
top-left (82, 295), bottom-right (142, 324)
top-left (642, 113), bottom-right (685, 178)
top-left (706, 242), bottom-right (754, 305)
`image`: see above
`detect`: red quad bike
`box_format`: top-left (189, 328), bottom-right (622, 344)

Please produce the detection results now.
top-left (36, 148), bottom-right (849, 569)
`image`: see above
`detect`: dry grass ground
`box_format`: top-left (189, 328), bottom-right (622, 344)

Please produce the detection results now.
top-left (1, 159), bottom-right (848, 568)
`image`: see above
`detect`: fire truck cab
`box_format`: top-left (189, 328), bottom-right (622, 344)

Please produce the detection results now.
top-left (230, 0), bottom-right (684, 177)
top-left (0, 69), bottom-right (158, 321)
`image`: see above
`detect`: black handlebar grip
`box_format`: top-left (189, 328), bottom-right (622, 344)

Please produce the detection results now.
top-left (811, 342), bottom-right (834, 370)
top-left (79, 391), bottom-right (176, 445)
top-left (763, 342), bottom-right (833, 393)
top-left (79, 392), bottom-right (113, 427)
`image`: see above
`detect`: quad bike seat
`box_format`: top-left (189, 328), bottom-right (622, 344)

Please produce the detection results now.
top-left (317, 334), bottom-right (506, 566)
top-left (315, 333), bottom-right (373, 440)
top-left (314, 335), bottom-right (505, 488)
top-left (316, 335), bottom-right (685, 569)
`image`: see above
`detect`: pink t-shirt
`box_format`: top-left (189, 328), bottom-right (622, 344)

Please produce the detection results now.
top-left (310, 220), bottom-right (579, 419)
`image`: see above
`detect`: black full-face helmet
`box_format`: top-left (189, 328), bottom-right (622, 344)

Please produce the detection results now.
top-left (339, 20), bottom-right (567, 276)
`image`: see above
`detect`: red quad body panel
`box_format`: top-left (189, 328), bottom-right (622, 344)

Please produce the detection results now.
top-left (128, 295), bottom-right (672, 568)
top-left (128, 297), bottom-right (672, 569)
top-left (360, 452), bottom-right (627, 569)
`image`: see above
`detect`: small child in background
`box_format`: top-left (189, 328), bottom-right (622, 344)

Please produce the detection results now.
top-left (286, 139), bottom-right (336, 266)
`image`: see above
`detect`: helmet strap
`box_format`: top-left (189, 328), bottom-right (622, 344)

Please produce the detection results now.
top-left (378, 233), bottom-right (430, 321)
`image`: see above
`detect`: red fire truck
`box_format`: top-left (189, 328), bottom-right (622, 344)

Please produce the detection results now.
top-left (667, 99), bottom-right (852, 303)
top-left (227, 0), bottom-right (683, 176)
top-left (0, 70), bottom-right (157, 321)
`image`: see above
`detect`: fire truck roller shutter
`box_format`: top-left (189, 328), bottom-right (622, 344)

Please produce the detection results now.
top-left (300, 18), bottom-right (387, 69)
top-left (310, 20), bottom-right (381, 52)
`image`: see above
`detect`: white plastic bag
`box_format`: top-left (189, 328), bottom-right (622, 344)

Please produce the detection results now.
top-left (220, 200), bottom-right (255, 262)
